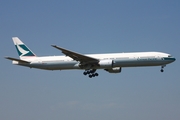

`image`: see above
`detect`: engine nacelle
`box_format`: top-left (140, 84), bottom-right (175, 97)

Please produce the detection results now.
top-left (98, 60), bottom-right (113, 68)
top-left (105, 67), bottom-right (122, 73)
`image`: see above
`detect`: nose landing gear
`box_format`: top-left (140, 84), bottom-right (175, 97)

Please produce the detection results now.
top-left (160, 65), bottom-right (166, 72)
top-left (83, 69), bottom-right (99, 78)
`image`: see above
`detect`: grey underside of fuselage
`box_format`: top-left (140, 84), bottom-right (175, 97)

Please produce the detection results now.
top-left (16, 58), bottom-right (172, 70)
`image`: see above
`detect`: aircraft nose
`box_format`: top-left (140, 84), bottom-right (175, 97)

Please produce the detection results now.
top-left (172, 57), bottom-right (176, 62)
top-left (170, 57), bottom-right (176, 62)
top-left (164, 57), bottom-right (176, 62)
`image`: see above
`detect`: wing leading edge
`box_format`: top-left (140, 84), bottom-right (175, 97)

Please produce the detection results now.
top-left (51, 45), bottom-right (99, 64)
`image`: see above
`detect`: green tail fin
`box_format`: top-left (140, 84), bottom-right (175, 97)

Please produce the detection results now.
top-left (12, 37), bottom-right (36, 58)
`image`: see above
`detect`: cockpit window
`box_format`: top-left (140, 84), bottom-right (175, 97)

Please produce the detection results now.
top-left (168, 55), bottom-right (172, 57)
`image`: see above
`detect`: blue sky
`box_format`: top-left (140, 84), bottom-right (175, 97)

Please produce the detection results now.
top-left (0, 0), bottom-right (180, 120)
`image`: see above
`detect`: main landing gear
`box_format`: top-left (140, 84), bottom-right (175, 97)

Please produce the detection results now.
top-left (83, 69), bottom-right (99, 78)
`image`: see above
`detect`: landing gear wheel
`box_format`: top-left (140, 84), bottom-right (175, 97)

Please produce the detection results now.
top-left (83, 69), bottom-right (98, 78)
top-left (92, 74), bottom-right (95, 77)
top-left (95, 73), bottom-right (99, 76)
top-left (83, 71), bottom-right (87, 75)
top-left (89, 74), bottom-right (92, 78)
top-left (161, 69), bottom-right (164, 72)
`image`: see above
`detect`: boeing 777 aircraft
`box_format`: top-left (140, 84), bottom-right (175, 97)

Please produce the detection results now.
top-left (5, 37), bottom-right (176, 78)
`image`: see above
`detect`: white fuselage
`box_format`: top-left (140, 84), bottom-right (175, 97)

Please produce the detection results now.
top-left (13, 52), bottom-right (175, 70)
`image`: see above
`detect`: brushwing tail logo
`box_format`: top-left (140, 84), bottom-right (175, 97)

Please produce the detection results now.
top-left (12, 37), bottom-right (36, 57)
top-left (17, 44), bottom-right (29, 56)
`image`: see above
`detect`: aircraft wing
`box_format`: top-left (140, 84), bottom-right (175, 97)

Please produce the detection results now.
top-left (51, 45), bottom-right (99, 64)
top-left (5, 56), bottom-right (30, 63)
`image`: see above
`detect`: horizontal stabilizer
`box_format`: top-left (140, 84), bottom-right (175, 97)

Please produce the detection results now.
top-left (5, 56), bottom-right (30, 63)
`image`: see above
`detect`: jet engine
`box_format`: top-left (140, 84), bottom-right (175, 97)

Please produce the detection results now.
top-left (105, 67), bottom-right (122, 73)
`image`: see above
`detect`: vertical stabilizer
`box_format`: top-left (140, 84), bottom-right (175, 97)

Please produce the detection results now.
top-left (12, 37), bottom-right (36, 59)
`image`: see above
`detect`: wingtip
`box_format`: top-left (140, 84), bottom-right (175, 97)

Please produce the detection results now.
top-left (51, 45), bottom-right (56, 47)
top-left (4, 56), bottom-right (9, 59)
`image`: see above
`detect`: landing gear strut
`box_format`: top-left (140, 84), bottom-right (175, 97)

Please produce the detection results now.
top-left (83, 69), bottom-right (99, 78)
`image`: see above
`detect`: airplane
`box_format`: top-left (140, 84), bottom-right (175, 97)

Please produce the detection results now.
top-left (5, 37), bottom-right (176, 78)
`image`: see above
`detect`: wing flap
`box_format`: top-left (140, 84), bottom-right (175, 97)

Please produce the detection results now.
top-left (51, 45), bottom-right (99, 63)
top-left (5, 57), bottom-right (30, 63)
